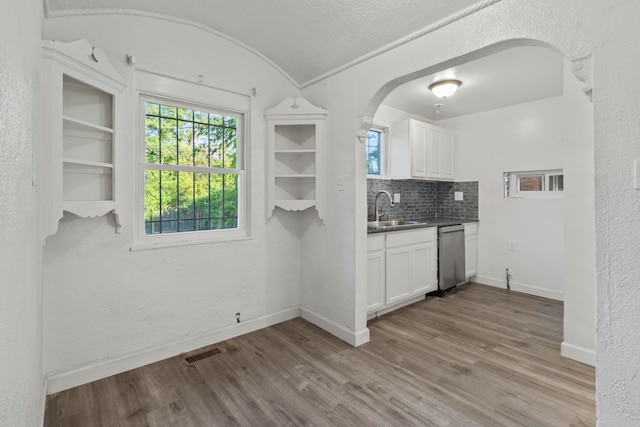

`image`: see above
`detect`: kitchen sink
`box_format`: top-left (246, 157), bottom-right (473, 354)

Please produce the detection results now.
top-left (367, 220), bottom-right (421, 229)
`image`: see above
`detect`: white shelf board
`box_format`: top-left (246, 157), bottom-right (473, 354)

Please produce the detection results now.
top-left (275, 199), bottom-right (316, 211)
top-left (63, 115), bottom-right (113, 134)
top-left (63, 158), bottom-right (114, 169)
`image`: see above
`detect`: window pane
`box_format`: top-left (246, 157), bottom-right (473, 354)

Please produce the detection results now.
top-left (194, 124), bottom-right (209, 167)
top-left (210, 125), bottom-right (224, 168)
top-left (145, 102), bottom-right (159, 116)
top-left (160, 118), bottom-right (177, 165)
top-left (223, 174), bottom-right (239, 228)
top-left (224, 128), bottom-right (237, 169)
top-left (518, 175), bottom-right (544, 191)
top-left (145, 117), bottom-right (159, 164)
top-left (177, 107), bottom-right (193, 121)
top-left (144, 170), bottom-right (160, 222)
top-left (160, 104), bottom-right (176, 118)
top-left (144, 171), bottom-right (240, 234)
top-left (366, 129), bottom-right (381, 175)
top-left (504, 172), bottom-right (511, 198)
top-left (178, 121), bottom-right (193, 166)
top-left (549, 174), bottom-right (564, 191)
top-left (178, 172), bottom-right (195, 220)
top-left (194, 173), bottom-right (210, 222)
top-left (194, 110), bottom-right (208, 124)
top-left (160, 170), bottom-right (178, 233)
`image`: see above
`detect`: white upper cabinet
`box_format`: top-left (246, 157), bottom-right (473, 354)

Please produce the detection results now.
top-left (265, 97), bottom-right (327, 222)
top-left (390, 118), bottom-right (455, 181)
top-left (41, 39), bottom-right (126, 242)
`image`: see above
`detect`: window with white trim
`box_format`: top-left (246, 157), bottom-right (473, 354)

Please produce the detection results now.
top-left (504, 169), bottom-right (563, 198)
top-left (140, 96), bottom-right (246, 242)
top-left (366, 126), bottom-right (388, 178)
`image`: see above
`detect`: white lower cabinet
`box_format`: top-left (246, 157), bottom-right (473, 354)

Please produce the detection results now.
top-left (366, 235), bottom-right (386, 312)
top-left (367, 228), bottom-right (437, 315)
top-left (464, 222), bottom-right (479, 278)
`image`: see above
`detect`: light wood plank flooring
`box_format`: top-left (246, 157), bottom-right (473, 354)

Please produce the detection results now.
top-left (45, 284), bottom-right (595, 426)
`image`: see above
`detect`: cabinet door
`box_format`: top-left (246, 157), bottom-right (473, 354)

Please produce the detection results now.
top-left (441, 129), bottom-right (455, 180)
top-left (410, 120), bottom-right (428, 178)
top-left (427, 126), bottom-right (442, 178)
top-left (464, 223), bottom-right (478, 278)
top-left (411, 241), bottom-right (437, 295)
top-left (386, 247), bottom-right (412, 305)
top-left (367, 250), bottom-right (385, 313)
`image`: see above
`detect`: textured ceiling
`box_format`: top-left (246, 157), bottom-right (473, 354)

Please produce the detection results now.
top-left (45, 0), bottom-right (487, 87)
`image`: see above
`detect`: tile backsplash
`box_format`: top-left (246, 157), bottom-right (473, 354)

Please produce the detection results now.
top-left (367, 179), bottom-right (478, 221)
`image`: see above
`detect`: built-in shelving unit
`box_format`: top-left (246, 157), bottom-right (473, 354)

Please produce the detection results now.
top-left (265, 97), bottom-right (327, 221)
top-left (41, 39), bottom-right (126, 242)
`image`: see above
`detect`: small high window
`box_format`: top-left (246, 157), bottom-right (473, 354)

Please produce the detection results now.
top-left (504, 169), bottom-right (563, 198)
top-left (366, 127), bottom-right (387, 178)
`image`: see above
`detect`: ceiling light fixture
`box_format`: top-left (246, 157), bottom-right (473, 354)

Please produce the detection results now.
top-left (429, 79), bottom-right (462, 98)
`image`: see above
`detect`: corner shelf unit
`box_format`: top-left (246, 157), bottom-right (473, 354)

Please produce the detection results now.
top-left (41, 39), bottom-right (126, 242)
top-left (265, 97), bottom-right (327, 222)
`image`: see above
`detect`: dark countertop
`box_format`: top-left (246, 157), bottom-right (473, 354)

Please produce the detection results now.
top-left (367, 217), bottom-right (478, 234)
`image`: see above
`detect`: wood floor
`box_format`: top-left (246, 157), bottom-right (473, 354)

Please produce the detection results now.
top-left (45, 284), bottom-right (595, 426)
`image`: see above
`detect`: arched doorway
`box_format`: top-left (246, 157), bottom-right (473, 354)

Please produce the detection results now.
top-left (357, 40), bottom-right (595, 366)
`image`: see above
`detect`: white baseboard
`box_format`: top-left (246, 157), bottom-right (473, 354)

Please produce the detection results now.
top-left (475, 276), bottom-right (564, 301)
top-left (300, 307), bottom-right (370, 347)
top-left (561, 341), bottom-right (595, 366)
top-left (368, 294), bottom-right (426, 319)
top-left (46, 307), bottom-right (300, 394)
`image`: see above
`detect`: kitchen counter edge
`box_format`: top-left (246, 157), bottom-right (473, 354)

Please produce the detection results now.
top-left (367, 218), bottom-right (478, 234)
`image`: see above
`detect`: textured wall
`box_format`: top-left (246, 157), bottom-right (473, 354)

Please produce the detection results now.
top-left (0, 1), bottom-right (44, 426)
top-left (594, 2), bottom-right (640, 424)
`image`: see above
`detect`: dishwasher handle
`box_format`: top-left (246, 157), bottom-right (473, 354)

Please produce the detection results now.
top-left (439, 224), bottom-right (464, 235)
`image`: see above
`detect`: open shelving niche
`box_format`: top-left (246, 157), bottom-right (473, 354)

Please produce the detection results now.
top-left (41, 39), bottom-right (126, 242)
top-left (265, 97), bottom-right (327, 222)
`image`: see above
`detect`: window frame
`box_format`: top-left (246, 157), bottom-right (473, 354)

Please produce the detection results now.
top-left (132, 71), bottom-right (250, 250)
top-left (366, 125), bottom-right (389, 179)
top-left (504, 169), bottom-right (564, 199)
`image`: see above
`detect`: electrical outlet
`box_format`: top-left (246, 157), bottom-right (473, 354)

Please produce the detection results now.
top-left (508, 241), bottom-right (516, 251)
top-left (337, 176), bottom-right (344, 191)
top-left (393, 193), bottom-right (401, 203)
top-left (454, 191), bottom-right (464, 201)
top-left (235, 312), bottom-right (241, 323)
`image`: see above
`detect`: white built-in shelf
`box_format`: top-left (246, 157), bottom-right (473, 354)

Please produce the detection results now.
top-left (41, 39), bottom-right (126, 241)
top-left (265, 97), bottom-right (327, 222)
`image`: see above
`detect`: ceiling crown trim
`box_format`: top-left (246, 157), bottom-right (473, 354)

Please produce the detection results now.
top-left (42, 2), bottom-right (300, 89)
top-left (299, 0), bottom-right (504, 89)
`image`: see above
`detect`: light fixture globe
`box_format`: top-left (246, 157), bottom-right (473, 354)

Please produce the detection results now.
top-left (429, 79), bottom-right (462, 98)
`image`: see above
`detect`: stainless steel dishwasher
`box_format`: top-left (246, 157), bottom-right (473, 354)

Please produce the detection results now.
top-left (438, 224), bottom-right (466, 295)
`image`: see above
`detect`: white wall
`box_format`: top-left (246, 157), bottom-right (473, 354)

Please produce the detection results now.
top-left (0, 1), bottom-right (44, 426)
top-left (594, 2), bottom-right (640, 424)
top-left (42, 14), bottom-right (304, 392)
top-left (441, 97), bottom-right (565, 300)
top-left (561, 61), bottom-right (596, 366)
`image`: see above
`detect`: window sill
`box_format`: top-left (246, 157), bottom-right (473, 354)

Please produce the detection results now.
top-left (130, 234), bottom-right (253, 252)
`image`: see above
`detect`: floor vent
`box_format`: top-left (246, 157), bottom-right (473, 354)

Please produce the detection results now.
top-left (183, 346), bottom-right (224, 364)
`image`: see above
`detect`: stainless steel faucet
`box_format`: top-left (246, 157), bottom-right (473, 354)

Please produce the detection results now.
top-left (374, 190), bottom-right (394, 222)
